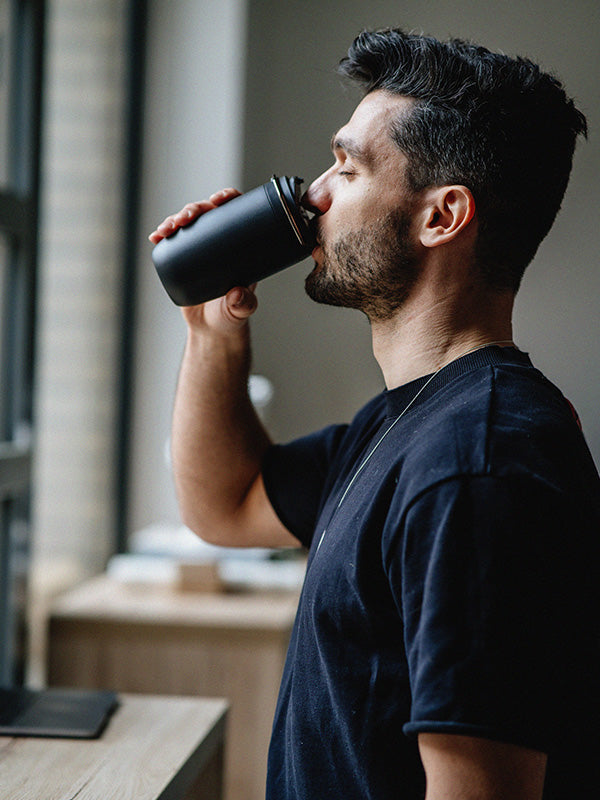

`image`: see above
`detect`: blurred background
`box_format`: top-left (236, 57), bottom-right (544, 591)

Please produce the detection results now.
top-left (1, 0), bottom-right (598, 687)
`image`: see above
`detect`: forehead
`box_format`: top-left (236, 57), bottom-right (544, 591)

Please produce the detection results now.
top-left (334, 90), bottom-right (414, 160)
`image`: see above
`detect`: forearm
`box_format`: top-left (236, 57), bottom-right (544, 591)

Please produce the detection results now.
top-left (152, 191), bottom-right (293, 547)
top-left (171, 320), bottom-right (271, 543)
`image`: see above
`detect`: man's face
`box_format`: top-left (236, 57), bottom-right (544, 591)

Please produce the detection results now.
top-left (303, 91), bottom-right (421, 321)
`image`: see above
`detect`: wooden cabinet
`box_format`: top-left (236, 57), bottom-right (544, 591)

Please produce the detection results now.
top-left (47, 577), bottom-right (299, 800)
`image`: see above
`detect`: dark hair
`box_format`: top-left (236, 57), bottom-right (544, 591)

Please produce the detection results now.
top-left (338, 29), bottom-right (587, 291)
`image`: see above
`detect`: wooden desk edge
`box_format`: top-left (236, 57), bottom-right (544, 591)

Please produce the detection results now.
top-left (155, 697), bottom-right (229, 800)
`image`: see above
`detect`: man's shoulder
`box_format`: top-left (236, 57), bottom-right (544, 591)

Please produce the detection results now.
top-left (405, 359), bottom-right (596, 488)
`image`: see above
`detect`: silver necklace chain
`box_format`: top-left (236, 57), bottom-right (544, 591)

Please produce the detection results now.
top-left (315, 340), bottom-right (515, 552)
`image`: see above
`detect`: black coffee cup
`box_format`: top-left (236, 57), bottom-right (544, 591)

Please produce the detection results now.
top-left (152, 175), bottom-right (316, 306)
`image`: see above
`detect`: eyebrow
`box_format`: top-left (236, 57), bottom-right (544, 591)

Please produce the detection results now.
top-left (330, 133), bottom-right (374, 166)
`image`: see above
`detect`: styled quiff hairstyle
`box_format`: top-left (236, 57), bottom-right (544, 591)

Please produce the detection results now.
top-left (338, 29), bottom-right (587, 291)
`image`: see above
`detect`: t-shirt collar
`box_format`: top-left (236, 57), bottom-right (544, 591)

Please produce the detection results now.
top-left (384, 345), bottom-right (532, 418)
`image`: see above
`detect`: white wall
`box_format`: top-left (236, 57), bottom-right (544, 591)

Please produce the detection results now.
top-left (241, 0), bottom-right (600, 451)
top-left (129, 0), bottom-right (600, 536)
top-left (129, 0), bottom-right (248, 533)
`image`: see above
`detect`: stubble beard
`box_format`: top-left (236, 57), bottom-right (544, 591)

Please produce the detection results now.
top-left (304, 209), bottom-right (419, 322)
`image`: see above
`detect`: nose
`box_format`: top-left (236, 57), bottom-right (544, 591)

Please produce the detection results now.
top-left (301, 170), bottom-right (332, 215)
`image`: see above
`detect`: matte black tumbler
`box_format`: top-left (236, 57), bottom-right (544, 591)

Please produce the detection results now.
top-left (151, 175), bottom-right (316, 306)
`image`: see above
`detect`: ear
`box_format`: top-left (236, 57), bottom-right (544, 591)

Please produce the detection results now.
top-left (418, 185), bottom-right (476, 249)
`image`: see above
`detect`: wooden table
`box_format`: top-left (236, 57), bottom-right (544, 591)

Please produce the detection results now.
top-left (47, 576), bottom-right (300, 800)
top-left (0, 694), bottom-right (227, 800)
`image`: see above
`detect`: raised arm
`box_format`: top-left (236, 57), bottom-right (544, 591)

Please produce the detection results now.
top-left (150, 190), bottom-right (299, 549)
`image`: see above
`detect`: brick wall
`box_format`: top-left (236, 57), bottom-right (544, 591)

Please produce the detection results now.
top-left (32, 0), bottom-right (127, 574)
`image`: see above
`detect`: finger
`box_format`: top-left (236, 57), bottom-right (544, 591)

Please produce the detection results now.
top-left (149, 191), bottom-right (240, 243)
top-left (149, 214), bottom-right (186, 243)
top-left (209, 188), bottom-right (242, 206)
top-left (149, 200), bottom-right (215, 242)
top-left (148, 215), bottom-right (172, 241)
top-left (172, 200), bottom-right (215, 226)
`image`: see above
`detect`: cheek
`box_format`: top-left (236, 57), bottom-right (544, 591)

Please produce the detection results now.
top-left (330, 195), bottom-right (372, 230)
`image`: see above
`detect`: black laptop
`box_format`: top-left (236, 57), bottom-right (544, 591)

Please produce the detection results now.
top-left (0, 686), bottom-right (119, 738)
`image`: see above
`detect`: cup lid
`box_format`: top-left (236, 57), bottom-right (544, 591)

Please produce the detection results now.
top-left (270, 175), bottom-right (315, 248)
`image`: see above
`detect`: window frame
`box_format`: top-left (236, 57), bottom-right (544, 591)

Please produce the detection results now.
top-left (0, 0), bottom-right (45, 685)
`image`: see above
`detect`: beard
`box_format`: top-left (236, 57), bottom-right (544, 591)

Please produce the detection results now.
top-left (304, 209), bottom-right (419, 322)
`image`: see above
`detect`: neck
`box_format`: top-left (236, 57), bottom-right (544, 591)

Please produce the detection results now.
top-left (370, 285), bottom-right (515, 389)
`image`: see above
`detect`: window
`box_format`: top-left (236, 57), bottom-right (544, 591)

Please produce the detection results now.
top-left (0, 0), bottom-right (44, 685)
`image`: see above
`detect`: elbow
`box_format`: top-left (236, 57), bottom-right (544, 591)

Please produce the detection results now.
top-left (178, 505), bottom-right (222, 547)
top-left (177, 498), bottom-right (242, 548)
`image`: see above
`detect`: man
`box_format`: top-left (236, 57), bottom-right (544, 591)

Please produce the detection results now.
top-left (150, 29), bottom-right (599, 800)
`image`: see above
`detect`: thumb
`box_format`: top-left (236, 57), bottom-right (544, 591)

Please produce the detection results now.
top-left (225, 286), bottom-right (258, 322)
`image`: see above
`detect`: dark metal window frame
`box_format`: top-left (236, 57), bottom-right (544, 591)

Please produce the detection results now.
top-left (114, 0), bottom-right (147, 554)
top-left (0, 0), bottom-right (45, 685)
top-left (0, 0), bottom-right (148, 682)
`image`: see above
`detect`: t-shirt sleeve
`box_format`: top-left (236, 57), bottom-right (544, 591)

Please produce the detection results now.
top-left (262, 424), bottom-right (349, 548)
top-left (395, 473), bottom-right (581, 753)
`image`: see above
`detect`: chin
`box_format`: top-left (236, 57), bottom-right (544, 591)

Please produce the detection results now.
top-left (306, 259), bottom-right (324, 282)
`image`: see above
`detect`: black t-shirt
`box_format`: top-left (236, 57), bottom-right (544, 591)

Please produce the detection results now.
top-left (262, 346), bottom-right (600, 799)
